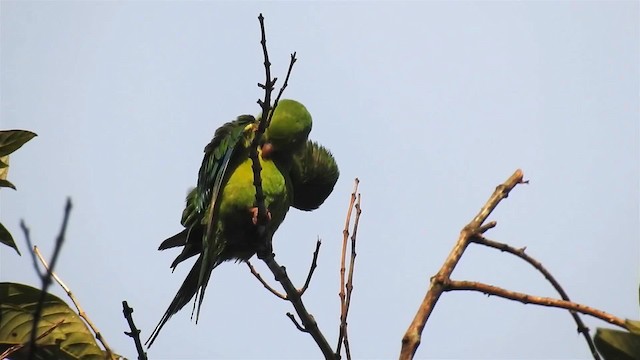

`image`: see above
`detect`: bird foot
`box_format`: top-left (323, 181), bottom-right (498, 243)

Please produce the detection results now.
top-left (250, 207), bottom-right (272, 225)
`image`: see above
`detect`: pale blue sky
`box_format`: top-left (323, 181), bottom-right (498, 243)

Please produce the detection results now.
top-left (1, 1), bottom-right (638, 359)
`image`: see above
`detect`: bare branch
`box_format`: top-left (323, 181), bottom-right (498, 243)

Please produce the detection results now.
top-left (261, 255), bottom-right (336, 358)
top-left (249, 239), bottom-right (321, 299)
top-left (122, 301), bottom-right (148, 360)
top-left (251, 15), bottom-right (299, 256)
top-left (337, 178), bottom-right (359, 355)
top-left (34, 246), bottom-right (115, 359)
top-left (271, 52), bottom-right (298, 113)
top-left (251, 13), bottom-right (277, 244)
top-left (470, 235), bottom-right (600, 360)
top-left (21, 220), bottom-right (41, 277)
top-left (299, 239), bottom-right (322, 296)
top-left (400, 170), bottom-right (525, 360)
top-left (342, 192), bottom-right (362, 360)
top-left (250, 14), bottom-right (334, 359)
top-left (24, 198), bottom-right (72, 360)
top-left (443, 279), bottom-right (627, 329)
top-left (246, 261), bottom-right (288, 300)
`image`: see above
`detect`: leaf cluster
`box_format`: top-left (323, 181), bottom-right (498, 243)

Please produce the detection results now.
top-left (0, 129), bottom-right (37, 255)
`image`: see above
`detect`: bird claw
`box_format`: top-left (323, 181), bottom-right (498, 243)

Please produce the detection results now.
top-left (250, 207), bottom-right (271, 225)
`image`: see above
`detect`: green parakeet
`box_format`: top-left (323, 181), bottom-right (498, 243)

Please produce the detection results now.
top-left (147, 99), bottom-right (313, 346)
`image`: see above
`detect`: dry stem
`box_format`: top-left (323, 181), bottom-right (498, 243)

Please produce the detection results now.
top-left (260, 255), bottom-right (335, 358)
top-left (246, 261), bottom-right (287, 300)
top-left (248, 239), bottom-right (322, 298)
top-left (399, 169), bottom-right (525, 360)
top-left (337, 178), bottom-right (360, 359)
top-left (122, 301), bottom-right (147, 360)
top-left (34, 246), bottom-right (115, 359)
top-left (22, 198), bottom-right (72, 360)
top-left (471, 235), bottom-right (600, 359)
top-left (271, 52), bottom-right (297, 121)
top-left (299, 239), bottom-right (322, 295)
top-left (343, 193), bottom-right (362, 360)
top-left (443, 279), bottom-right (627, 329)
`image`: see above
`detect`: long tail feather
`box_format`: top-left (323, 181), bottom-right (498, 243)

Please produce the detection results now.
top-left (159, 228), bottom-right (204, 270)
top-left (146, 256), bottom-right (202, 347)
top-left (158, 229), bottom-right (188, 250)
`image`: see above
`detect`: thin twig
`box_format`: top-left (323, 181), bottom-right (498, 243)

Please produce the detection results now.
top-left (122, 301), bottom-right (148, 360)
top-left (337, 179), bottom-right (359, 356)
top-left (443, 279), bottom-right (627, 329)
top-left (400, 170), bottom-right (525, 360)
top-left (343, 192), bottom-right (362, 360)
top-left (251, 16), bottom-right (299, 253)
top-left (470, 235), bottom-right (600, 360)
top-left (0, 319), bottom-right (65, 359)
top-left (34, 246), bottom-right (115, 359)
top-left (287, 313), bottom-right (309, 333)
top-left (246, 261), bottom-right (288, 300)
top-left (251, 13), bottom-right (277, 244)
top-left (299, 239), bottom-right (322, 296)
top-left (271, 52), bottom-right (297, 115)
top-left (24, 198), bottom-right (72, 360)
top-left (261, 254), bottom-right (336, 359)
top-left (248, 238), bottom-right (320, 298)
top-left (21, 220), bottom-right (41, 277)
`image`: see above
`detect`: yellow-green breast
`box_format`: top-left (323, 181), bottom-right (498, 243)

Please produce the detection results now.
top-left (219, 150), bottom-right (290, 236)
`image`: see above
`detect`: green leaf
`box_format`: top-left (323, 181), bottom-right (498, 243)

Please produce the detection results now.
top-left (0, 179), bottom-right (16, 190)
top-left (0, 130), bottom-right (37, 157)
top-left (595, 328), bottom-right (640, 360)
top-left (0, 155), bottom-right (9, 179)
top-left (0, 282), bottom-right (109, 360)
top-left (0, 222), bottom-right (20, 255)
top-left (626, 320), bottom-right (640, 335)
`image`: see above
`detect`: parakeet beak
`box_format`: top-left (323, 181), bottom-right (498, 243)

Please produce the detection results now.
top-left (261, 142), bottom-right (274, 159)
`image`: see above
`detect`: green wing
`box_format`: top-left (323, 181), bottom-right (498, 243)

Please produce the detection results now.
top-left (148, 115), bottom-right (255, 346)
top-left (158, 115), bottom-right (256, 268)
top-left (191, 114), bottom-right (256, 227)
top-left (290, 140), bottom-right (339, 211)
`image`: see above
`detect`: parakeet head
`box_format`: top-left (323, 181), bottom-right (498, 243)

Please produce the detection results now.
top-left (262, 99), bottom-right (312, 156)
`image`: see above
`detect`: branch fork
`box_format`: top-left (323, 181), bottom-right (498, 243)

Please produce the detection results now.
top-left (399, 169), bottom-right (620, 360)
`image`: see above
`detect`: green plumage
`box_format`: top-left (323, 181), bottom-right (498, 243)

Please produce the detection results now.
top-left (291, 141), bottom-right (339, 211)
top-left (147, 99), bottom-right (338, 346)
